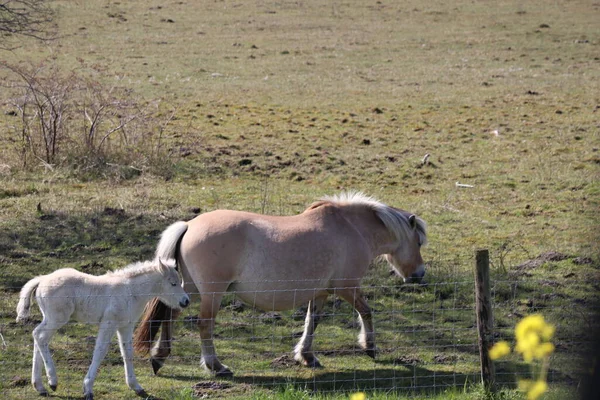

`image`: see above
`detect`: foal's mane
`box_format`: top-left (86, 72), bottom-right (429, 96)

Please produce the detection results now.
top-left (107, 259), bottom-right (172, 278)
top-left (312, 191), bottom-right (427, 245)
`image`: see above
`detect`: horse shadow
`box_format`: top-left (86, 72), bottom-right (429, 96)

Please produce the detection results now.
top-left (165, 358), bottom-right (481, 396)
top-left (162, 352), bottom-right (579, 397)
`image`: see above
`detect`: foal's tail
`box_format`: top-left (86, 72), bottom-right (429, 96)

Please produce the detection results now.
top-left (16, 277), bottom-right (41, 322)
top-left (134, 220), bottom-right (189, 355)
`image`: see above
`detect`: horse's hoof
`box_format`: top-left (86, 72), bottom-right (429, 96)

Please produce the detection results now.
top-left (84, 393), bottom-right (94, 400)
top-left (50, 384), bottom-right (57, 392)
top-left (151, 358), bottom-right (163, 375)
top-left (365, 348), bottom-right (377, 359)
top-left (135, 389), bottom-right (149, 398)
top-left (215, 367), bottom-right (234, 378)
top-left (38, 391), bottom-right (49, 397)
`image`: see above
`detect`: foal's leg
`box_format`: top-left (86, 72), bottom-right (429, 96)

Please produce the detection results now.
top-left (294, 296), bottom-right (327, 368)
top-left (197, 284), bottom-right (231, 376)
top-left (83, 321), bottom-right (116, 400)
top-left (32, 318), bottom-right (63, 394)
top-left (117, 325), bottom-right (148, 398)
top-left (337, 287), bottom-right (376, 358)
top-left (150, 307), bottom-right (181, 374)
top-left (31, 342), bottom-right (47, 395)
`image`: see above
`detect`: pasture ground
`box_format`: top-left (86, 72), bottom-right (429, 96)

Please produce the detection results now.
top-left (0, 0), bottom-right (599, 399)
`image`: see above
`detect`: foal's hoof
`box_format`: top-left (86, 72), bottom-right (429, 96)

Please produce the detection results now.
top-left (38, 391), bottom-right (49, 397)
top-left (84, 393), bottom-right (94, 400)
top-left (151, 358), bottom-right (164, 375)
top-left (135, 389), bottom-right (150, 398)
top-left (50, 384), bottom-right (57, 392)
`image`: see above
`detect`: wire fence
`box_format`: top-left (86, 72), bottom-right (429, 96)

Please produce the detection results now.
top-left (1, 271), bottom-right (598, 398)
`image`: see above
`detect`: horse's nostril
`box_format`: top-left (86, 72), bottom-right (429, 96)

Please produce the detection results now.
top-left (409, 268), bottom-right (426, 283)
top-left (180, 298), bottom-right (190, 308)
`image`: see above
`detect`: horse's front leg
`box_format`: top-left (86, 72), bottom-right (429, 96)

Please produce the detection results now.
top-left (150, 307), bottom-right (181, 374)
top-left (198, 285), bottom-right (231, 377)
top-left (83, 322), bottom-right (116, 400)
top-left (294, 296), bottom-right (327, 368)
top-left (117, 326), bottom-right (148, 398)
top-left (337, 287), bottom-right (376, 359)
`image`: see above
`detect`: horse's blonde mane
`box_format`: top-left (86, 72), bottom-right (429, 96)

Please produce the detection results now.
top-left (319, 191), bottom-right (427, 245)
top-left (107, 259), bottom-right (175, 278)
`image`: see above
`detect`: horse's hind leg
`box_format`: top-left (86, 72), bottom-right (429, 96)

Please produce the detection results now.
top-left (294, 296), bottom-right (327, 368)
top-left (32, 318), bottom-right (62, 394)
top-left (197, 284), bottom-right (231, 377)
top-left (31, 341), bottom-right (47, 395)
top-left (336, 288), bottom-right (376, 359)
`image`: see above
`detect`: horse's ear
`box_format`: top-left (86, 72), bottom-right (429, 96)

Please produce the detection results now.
top-left (408, 214), bottom-right (417, 229)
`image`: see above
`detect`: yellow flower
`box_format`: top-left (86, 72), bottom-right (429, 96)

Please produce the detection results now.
top-left (350, 393), bottom-right (366, 400)
top-left (515, 315), bottom-right (544, 341)
top-left (514, 314), bottom-right (555, 362)
top-left (489, 341), bottom-right (511, 360)
top-left (533, 342), bottom-right (555, 359)
top-left (518, 379), bottom-right (547, 400)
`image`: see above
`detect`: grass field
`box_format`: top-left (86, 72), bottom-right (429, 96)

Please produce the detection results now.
top-left (0, 0), bottom-right (599, 399)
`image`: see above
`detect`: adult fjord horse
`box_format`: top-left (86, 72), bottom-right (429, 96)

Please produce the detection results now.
top-left (134, 192), bottom-right (427, 376)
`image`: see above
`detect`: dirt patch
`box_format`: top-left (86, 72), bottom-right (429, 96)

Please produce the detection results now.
top-left (101, 206), bottom-right (126, 217)
top-left (258, 311), bottom-right (282, 323)
top-left (433, 354), bottom-right (459, 364)
top-left (192, 381), bottom-right (232, 398)
top-left (573, 257), bottom-right (594, 265)
top-left (224, 299), bottom-right (247, 312)
top-left (10, 376), bottom-right (28, 387)
top-left (270, 354), bottom-right (297, 368)
top-left (393, 355), bottom-right (422, 366)
top-left (515, 251), bottom-right (569, 270)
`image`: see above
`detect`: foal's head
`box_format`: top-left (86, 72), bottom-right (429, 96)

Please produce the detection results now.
top-left (384, 213), bottom-right (427, 283)
top-left (155, 258), bottom-right (190, 309)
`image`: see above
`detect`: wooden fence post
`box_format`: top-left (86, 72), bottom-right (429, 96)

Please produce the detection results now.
top-left (475, 249), bottom-right (495, 391)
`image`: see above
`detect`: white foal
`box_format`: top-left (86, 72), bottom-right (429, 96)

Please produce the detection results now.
top-left (16, 258), bottom-right (189, 400)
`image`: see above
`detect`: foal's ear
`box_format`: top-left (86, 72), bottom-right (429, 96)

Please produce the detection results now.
top-left (157, 257), bottom-right (169, 274)
top-left (408, 214), bottom-right (417, 229)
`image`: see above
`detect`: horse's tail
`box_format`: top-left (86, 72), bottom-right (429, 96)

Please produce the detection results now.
top-left (155, 221), bottom-right (188, 263)
top-left (133, 297), bottom-right (171, 355)
top-left (16, 277), bottom-right (41, 322)
top-left (134, 221), bottom-right (189, 355)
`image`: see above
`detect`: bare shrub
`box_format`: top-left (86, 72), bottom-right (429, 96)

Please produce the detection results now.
top-left (0, 0), bottom-right (56, 49)
top-left (1, 60), bottom-right (176, 179)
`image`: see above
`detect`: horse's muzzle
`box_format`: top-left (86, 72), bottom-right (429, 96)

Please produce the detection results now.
top-left (179, 297), bottom-right (190, 308)
top-left (406, 265), bottom-right (426, 284)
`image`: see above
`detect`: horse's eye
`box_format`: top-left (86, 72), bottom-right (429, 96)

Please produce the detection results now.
top-left (171, 282), bottom-right (177, 287)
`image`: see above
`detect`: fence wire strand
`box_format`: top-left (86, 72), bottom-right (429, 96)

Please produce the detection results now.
top-left (1, 276), bottom-right (597, 398)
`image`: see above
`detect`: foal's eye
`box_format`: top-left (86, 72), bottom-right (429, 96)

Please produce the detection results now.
top-left (171, 282), bottom-right (177, 287)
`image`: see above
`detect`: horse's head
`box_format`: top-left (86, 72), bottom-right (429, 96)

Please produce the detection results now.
top-left (384, 214), bottom-right (427, 283)
top-left (156, 258), bottom-right (190, 309)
